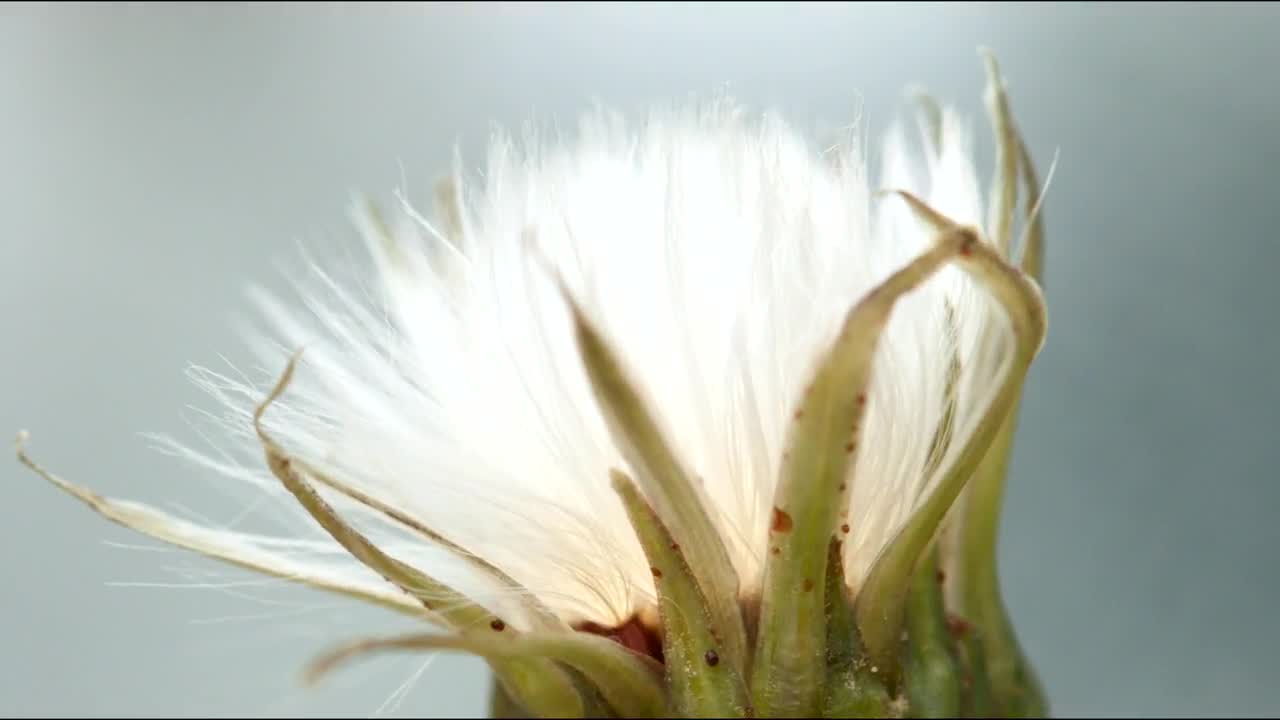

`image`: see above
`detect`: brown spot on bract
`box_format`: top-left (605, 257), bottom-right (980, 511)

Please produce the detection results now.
top-left (845, 441), bottom-right (855, 453)
top-left (490, 619), bottom-right (506, 631)
top-left (936, 569), bottom-right (946, 584)
top-left (947, 614), bottom-right (972, 638)
top-left (771, 507), bottom-right (793, 533)
top-left (841, 523), bottom-right (850, 534)
top-left (838, 483), bottom-right (846, 492)
top-left (704, 649), bottom-right (720, 667)
top-left (670, 542), bottom-right (680, 551)
top-left (651, 567), bottom-right (663, 579)
top-left (856, 393), bottom-right (866, 405)
top-left (794, 409), bottom-right (804, 421)
top-left (802, 579), bottom-right (814, 592)
top-left (771, 547), bottom-right (780, 555)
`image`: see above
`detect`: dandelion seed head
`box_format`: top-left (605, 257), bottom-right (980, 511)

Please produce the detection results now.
top-left (165, 93), bottom-right (1005, 631)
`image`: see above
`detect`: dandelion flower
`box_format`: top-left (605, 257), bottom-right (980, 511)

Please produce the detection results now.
top-left (21, 50), bottom-right (1052, 717)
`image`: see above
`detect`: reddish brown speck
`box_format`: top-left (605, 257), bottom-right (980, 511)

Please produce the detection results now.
top-left (838, 483), bottom-right (846, 492)
top-left (670, 542), bottom-right (680, 551)
top-left (704, 650), bottom-right (720, 667)
top-left (936, 569), bottom-right (946, 584)
top-left (841, 523), bottom-right (850, 534)
top-left (802, 579), bottom-right (814, 592)
top-left (771, 507), bottom-right (793, 533)
top-left (771, 547), bottom-right (781, 555)
top-left (947, 615), bottom-right (972, 638)
top-left (959, 235), bottom-right (976, 256)
top-left (575, 615), bottom-right (664, 664)
top-left (794, 409), bottom-right (804, 421)
top-left (845, 441), bottom-right (855, 453)
top-left (651, 567), bottom-right (663, 579)
top-left (490, 619), bottom-right (506, 632)
top-left (856, 393), bottom-right (866, 405)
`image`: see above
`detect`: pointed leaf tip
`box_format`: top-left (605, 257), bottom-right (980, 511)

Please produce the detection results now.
top-left (982, 48), bottom-right (1019, 259)
top-left (856, 194), bottom-right (1047, 672)
top-left (751, 225), bottom-right (970, 716)
top-left (907, 86), bottom-right (944, 156)
top-left (16, 431), bottom-right (429, 617)
top-left (253, 352), bottom-right (471, 624)
top-left (821, 538), bottom-right (894, 718)
top-left (957, 57), bottom-right (1052, 714)
top-left (559, 276), bottom-right (748, 676)
top-left (612, 469), bottom-right (749, 718)
top-left (253, 357), bottom-right (583, 718)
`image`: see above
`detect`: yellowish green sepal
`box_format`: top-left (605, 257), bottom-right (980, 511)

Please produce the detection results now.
top-left (752, 225), bottom-right (971, 716)
top-left (565, 285), bottom-right (750, 678)
top-left (612, 470), bottom-right (750, 718)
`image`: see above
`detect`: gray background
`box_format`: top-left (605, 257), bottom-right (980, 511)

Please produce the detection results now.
top-left (3, 2), bottom-right (1277, 717)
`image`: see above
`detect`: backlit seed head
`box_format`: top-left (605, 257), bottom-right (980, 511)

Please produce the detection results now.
top-left (20, 49), bottom-right (1050, 719)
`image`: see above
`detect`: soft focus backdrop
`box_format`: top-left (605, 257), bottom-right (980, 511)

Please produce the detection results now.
top-left (3, 3), bottom-right (1277, 717)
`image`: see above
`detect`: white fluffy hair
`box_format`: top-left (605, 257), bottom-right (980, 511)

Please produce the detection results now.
top-left (158, 92), bottom-right (1007, 632)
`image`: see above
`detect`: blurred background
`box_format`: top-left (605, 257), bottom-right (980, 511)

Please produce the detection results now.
top-left (3, 2), bottom-right (1278, 717)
